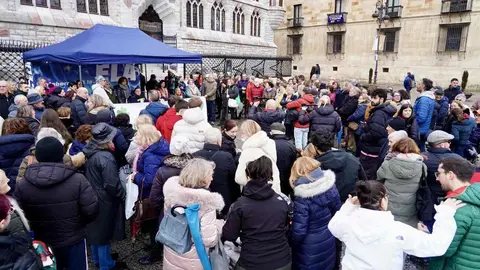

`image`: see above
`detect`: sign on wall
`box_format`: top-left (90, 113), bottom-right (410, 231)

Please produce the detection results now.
top-left (30, 62), bottom-right (141, 93)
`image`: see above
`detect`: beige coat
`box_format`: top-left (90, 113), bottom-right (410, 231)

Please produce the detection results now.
top-left (163, 176), bottom-right (225, 270)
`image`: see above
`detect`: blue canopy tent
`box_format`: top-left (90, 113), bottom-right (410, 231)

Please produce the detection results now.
top-left (23, 24), bottom-right (202, 64)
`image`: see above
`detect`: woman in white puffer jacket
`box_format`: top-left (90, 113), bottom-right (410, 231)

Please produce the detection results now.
top-left (171, 99), bottom-right (211, 154)
top-left (235, 120), bottom-right (281, 194)
top-left (328, 180), bottom-right (463, 270)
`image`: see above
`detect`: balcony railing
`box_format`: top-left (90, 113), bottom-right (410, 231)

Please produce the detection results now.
top-left (386, 5), bottom-right (403, 18)
top-left (441, 0), bottom-right (472, 13)
top-left (287, 17), bottom-right (304, 28)
top-left (327, 12), bottom-right (347, 24)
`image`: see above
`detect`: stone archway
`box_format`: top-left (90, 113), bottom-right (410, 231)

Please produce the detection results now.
top-left (139, 5), bottom-right (163, 41)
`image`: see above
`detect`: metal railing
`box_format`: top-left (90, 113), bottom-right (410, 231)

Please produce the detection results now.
top-left (0, 40), bottom-right (50, 82)
top-left (441, 0), bottom-right (472, 13)
top-left (185, 55), bottom-right (292, 78)
top-left (287, 17), bottom-right (303, 28)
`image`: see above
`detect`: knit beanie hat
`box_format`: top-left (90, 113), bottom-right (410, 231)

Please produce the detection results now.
top-left (35, 137), bottom-right (64, 163)
top-left (387, 117), bottom-right (406, 131)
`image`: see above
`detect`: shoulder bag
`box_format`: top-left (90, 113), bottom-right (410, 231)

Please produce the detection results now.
top-left (155, 205), bottom-right (193, 254)
top-left (134, 177), bottom-right (159, 224)
top-left (416, 167), bottom-right (433, 222)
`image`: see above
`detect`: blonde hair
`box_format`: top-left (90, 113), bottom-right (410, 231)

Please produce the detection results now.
top-left (88, 94), bottom-right (107, 111)
top-left (289, 157), bottom-right (321, 187)
top-left (136, 115), bottom-right (153, 126)
top-left (301, 143), bottom-right (317, 158)
top-left (240, 120), bottom-right (261, 138)
top-left (179, 158), bottom-right (215, 188)
top-left (318, 95), bottom-right (331, 106)
top-left (136, 124), bottom-right (161, 148)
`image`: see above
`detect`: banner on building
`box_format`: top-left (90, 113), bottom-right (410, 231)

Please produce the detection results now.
top-left (30, 62), bottom-right (141, 93)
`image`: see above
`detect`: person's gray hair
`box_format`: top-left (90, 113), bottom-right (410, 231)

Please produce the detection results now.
top-left (17, 105), bottom-right (34, 118)
top-left (36, 77), bottom-right (45, 86)
top-left (36, 127), bottom-right (65, 145)
top-left (95, 75), bottom-right (106, 83)
top-left (14, 95), bottom-right (27, 105)
top-left (204, 127), bottom-right (222, 144)
top-left (265, 99), bottom-right (277, 110)
top-left (179, 158), bottom-right (215, 188)
top-left (148, 90), bottom-right (160, 102)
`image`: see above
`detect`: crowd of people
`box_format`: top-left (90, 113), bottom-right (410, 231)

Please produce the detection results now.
top-left (0, 71), bottom-right (479, 270)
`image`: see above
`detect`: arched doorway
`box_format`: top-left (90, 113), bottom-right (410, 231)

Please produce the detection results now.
top-left (139, 5), bottom-right (163, 41)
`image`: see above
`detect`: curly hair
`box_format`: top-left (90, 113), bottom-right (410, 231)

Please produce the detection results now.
top-left (2, 118), bottom-right (32, 135)
top-left (74, 124), bottom-right (92, 143)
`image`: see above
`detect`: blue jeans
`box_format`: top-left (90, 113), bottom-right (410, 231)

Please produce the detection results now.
top-left (207, 100), bottom-right (216, 123)
top-left (91, 244), bottom-right (115, 270)
top-left (294, 127), bottom-right (309, 150)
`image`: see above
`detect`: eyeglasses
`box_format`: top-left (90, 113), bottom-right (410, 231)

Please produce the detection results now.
top-left (435, 171), bottom-right (447, 178)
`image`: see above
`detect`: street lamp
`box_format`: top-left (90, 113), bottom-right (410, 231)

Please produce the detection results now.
top-left (373, 1), bottom-right (389, 84)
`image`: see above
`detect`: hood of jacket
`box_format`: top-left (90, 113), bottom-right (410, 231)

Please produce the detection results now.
top-left (419, 90), bottom-right (435, 100)
top-left (370, 101), bottom-right (397, 117)
top-left (314, 104), bottom-right (335, 115)
top-left (301, 94), bottom-right (315, 104)
top-left (257, 109), bottom-right (284, 122)
top-left (163, 176), bottom-right (224, 213)
top-left (24, 162), bottom-right (76, 188)
top-left (145, 102), bottom-right (169, 118)
top-left (82, 140), bottom-right (110, 158)
top-left (293, 169), bottom-right (336, 198)
top-left (386, 154), bottom-right (424, 179)
top-left (243, 178), bottom-right (276, 201)
top-left (455, 183), bottom-right (480, 207)
top-left (182, 107), bottom-right (205, 125)
top-left (89, 106), bottom-right (109, 116)
top-left (163, 154), bottom-right (193, 169)
top-left (70, 140), bottom-right (86, 154)
top-left (350, 207), bottom-right (396, 244)
top-left (242, 131), bottom-right (276, 159)
top-left (316, 150), bottom-right (352, 171)
top-left (144, 138), bottom-right (170, 157)
top-left (0, 134), bottom-right (35, 158)
top-left (8, 103), bottom-right (18, 113)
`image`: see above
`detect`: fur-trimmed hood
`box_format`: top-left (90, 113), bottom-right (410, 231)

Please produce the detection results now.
top-left (293, 169), bottom-right (336, 198)
top-left (163, 176), bottom-right (224, 214)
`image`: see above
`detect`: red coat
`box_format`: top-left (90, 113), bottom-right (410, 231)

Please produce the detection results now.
top-left (156, 107), bottom-right (181, 143)
top-left (286, 94), bottom-right (315, 128)
top-left (246, 83), bottom-right (264, 103)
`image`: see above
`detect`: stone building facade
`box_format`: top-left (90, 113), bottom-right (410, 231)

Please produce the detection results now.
top-left (274, 0), bottom-right (480, 89)
top-left (0, 0), bottom-right (287, 80)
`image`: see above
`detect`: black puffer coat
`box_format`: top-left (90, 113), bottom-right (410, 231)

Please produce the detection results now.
top-left (316, 150), bottom-right (366, 202)
top-left (360, 102), bottom-right (397, 155)
top-left (298, 105), bottom-right (341, 134)
top-left (222, 179), bottom-right (291, 270)
top-left (0, 231), bottom-right (42, 270)
top-left (271, 134), bottom-right (297, 197)
top-left (338, 95), bottom-right (359, 125)
top-left (70, 96), bottom-right (88, 128)
top-left (44, 94), bottom-right (70, 111)
top-left (221, 132), bottom-right (237, 159)
top-left (14, 163), bottom-right (98, 248)
top-left (194, 144), bottom-right (239, 216)
top-left (83, 142), bottom-right (126, 245)
top-left (248, 107), bottom-right (285, 135)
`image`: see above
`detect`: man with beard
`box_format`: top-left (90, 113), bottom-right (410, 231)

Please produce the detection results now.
top-left (429, 158), bottom-right (480, 270)
top-left (359, 88), bottom-right (396, 179)
top-left (14, 83), bottom-right (29, 97)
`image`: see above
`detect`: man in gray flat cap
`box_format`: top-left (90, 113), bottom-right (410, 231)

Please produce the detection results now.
top-left (420, 130), bottom-right (462, 228)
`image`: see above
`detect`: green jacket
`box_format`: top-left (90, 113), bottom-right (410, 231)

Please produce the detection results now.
top-left (429, 183), bottom-right (480, 270)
